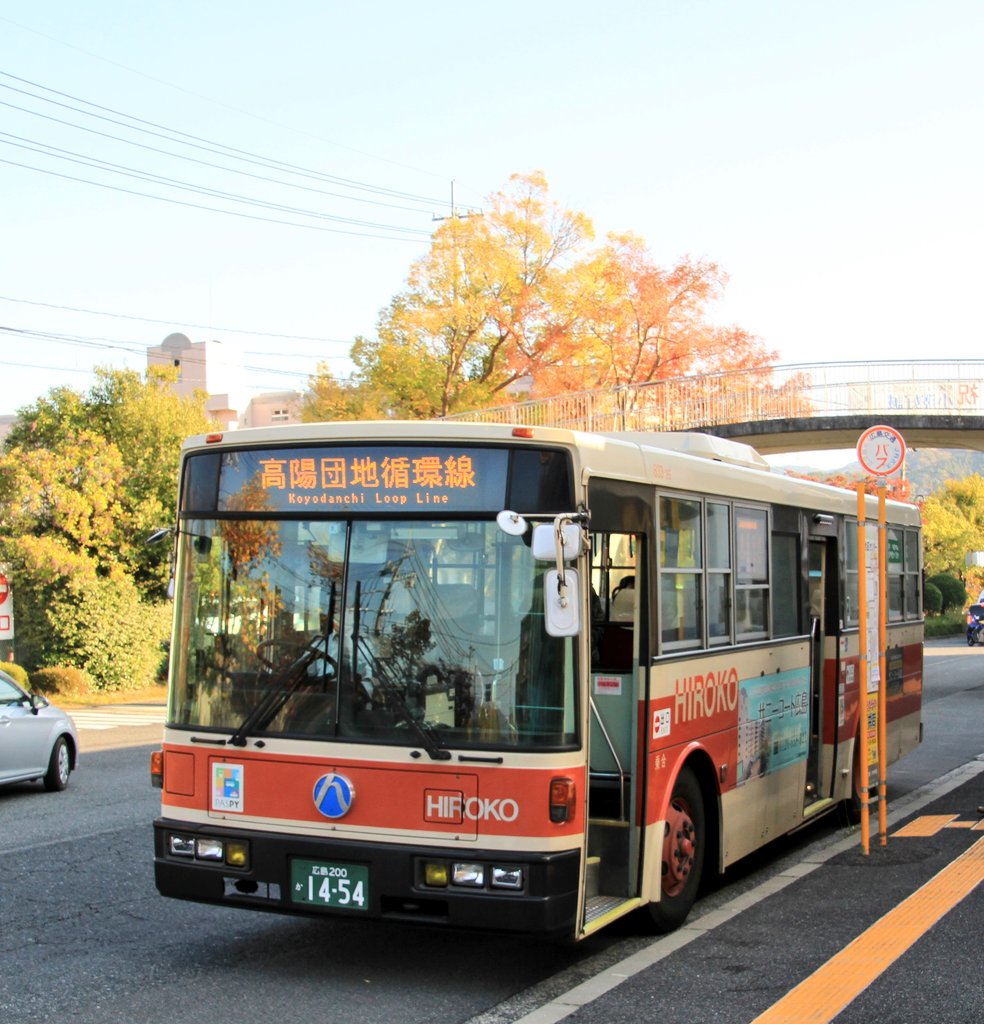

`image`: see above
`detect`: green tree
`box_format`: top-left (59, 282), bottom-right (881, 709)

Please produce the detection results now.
top-left (926, 573), bottom-right (967, 613)
top-left (302, 359), bottom-right (389, 422)
top-left (0, 366), bottom-right (216, 687)
top-left (920, 474), bottom-right (984, 581)
top-left (0, 430), bottom-right (128, 576)
top-left (3, 366), bottom-right (216, 597)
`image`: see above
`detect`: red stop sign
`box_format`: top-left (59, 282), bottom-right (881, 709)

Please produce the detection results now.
top-left (0, 575), bottom-right (8, 606)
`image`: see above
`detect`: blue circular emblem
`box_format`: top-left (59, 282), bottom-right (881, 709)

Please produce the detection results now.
top-left (313, 773), bottom-right (355, 819)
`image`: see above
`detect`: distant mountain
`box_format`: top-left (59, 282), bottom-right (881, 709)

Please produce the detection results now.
top-left (903, 449), bottom-right (984, 498)
top-left (774, 449), bottom-right (984, 498)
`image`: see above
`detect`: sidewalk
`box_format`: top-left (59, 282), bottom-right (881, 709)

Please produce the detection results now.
top-left (509, 755), bottom-right (984, 1024)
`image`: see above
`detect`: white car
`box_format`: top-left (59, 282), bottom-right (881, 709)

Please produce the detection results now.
top-left (0, 669), bottom-right (78, 790)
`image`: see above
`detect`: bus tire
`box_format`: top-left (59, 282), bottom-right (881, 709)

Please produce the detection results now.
top-left (647, 766), bottom-right (704, 933)
top-left (842, 728), bottom-right (865, 825)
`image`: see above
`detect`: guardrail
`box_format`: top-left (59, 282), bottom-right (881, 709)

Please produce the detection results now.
top-left (443, 360), bottom-right (984, 432)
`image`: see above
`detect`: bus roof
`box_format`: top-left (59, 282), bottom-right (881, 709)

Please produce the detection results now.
top-left (183, 421), bottom-right (920, 527)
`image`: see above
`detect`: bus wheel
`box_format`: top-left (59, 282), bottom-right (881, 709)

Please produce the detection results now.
top-left (842, 729), bottom-right (865, 825)
top-left (647, 766), bottom-right (705, 932)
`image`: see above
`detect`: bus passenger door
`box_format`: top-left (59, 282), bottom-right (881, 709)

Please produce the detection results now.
top-left (587, 530), bottom-right (641, 906)
top-left (806, 537), bottom-right (836, 805)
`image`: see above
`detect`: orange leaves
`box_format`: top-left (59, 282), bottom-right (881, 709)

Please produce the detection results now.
top-left (336, 171), bottom-right (771, 418)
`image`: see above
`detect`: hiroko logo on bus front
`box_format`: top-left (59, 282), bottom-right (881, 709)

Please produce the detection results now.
top-left (313, 773), bottom-right (356, 819)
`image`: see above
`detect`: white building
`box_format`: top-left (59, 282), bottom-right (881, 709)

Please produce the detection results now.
top-left (147, 333), bottom-right (246, 429)
top-left (239, 390), bottom-right (305, 428)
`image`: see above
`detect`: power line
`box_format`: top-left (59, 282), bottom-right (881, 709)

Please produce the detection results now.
top-left (0, 70), bottom-right (487, 240)
top-left (0, 325), bottom-right (358, 388)
top-left (0, 71), bottom-right (458, 208)
top-left (0, 132), bottom-right (433, 235)
top-left (0, 155), bottom-right (431, 242)
top-left (0, 17), bottom-right (467, 189)
top-left (0, 295), bottom-right (354, 344)
top-left (0, 95), bottom-right (446, 217)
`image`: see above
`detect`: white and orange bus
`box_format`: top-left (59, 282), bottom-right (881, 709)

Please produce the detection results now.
top-left (152, 421), bottom-right (922, 939)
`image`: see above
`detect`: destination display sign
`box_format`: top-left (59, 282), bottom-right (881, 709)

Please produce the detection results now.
top-left (216, 446), bottom-right (510, 513)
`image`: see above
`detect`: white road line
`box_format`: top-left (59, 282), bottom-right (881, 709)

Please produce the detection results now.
top-left (70, 707), bottom-right (166, 730)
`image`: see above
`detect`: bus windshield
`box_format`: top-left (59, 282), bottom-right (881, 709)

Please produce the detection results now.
top-left (169, 517), bottom-right (578, 751)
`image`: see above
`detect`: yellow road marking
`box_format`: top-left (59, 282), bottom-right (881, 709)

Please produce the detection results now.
top-left (891, 814), bottom-right (957, 837)
top-left (750, 835), bottom-right (984, 1024)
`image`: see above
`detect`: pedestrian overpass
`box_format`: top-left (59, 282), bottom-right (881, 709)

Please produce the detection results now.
top-left (446, 360), bottom-right (984, 455)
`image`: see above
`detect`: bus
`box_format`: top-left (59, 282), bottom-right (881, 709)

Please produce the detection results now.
top-left (151, 421), bottom-right (922, 939)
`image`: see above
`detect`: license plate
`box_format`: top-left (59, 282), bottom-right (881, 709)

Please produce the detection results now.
top-left (290, 859), bottom-right (369, 911)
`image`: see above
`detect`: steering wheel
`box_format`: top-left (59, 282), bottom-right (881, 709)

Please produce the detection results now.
top-left (256, 638), bottom-right (338, 676)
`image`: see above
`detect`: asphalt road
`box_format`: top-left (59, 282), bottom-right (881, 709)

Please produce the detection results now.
top-left (0, 639), bottom-right (981, 1024)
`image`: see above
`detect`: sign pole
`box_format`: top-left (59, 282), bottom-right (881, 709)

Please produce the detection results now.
top-left (0, 571), bottom-right (13, 663)
top-left (877, 479), bottom-right (889, 846)
top-left (856, 484), bottom-right (870, 856)
top-left (854, 425), bottom-right (906, 854)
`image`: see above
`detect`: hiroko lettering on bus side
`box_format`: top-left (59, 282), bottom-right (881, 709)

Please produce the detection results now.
top-left (425, 794), bottom-right (520, 822)
top-left (674, 667), bottom-right (740, 723)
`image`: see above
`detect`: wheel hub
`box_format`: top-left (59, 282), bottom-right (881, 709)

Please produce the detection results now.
top-left (662, 798), bottom-right (696, 897)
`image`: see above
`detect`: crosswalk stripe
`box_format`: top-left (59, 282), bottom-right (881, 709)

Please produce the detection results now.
top-left (70, 707), bottom-right (166, 729)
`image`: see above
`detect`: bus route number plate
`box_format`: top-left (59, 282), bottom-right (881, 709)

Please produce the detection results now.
top-left (290, 859), bottom-right (369, 911)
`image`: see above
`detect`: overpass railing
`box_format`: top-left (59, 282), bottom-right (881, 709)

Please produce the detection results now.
top-left (443, 360), bottom-right (984, 432)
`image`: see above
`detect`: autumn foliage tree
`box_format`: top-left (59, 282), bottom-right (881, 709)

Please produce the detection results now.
top-left (921, 475), bottom-right (984, 592)
top-left (303, 171), bottom-right (777, 421)
top-left (0, 367), bottom-right (216, 688)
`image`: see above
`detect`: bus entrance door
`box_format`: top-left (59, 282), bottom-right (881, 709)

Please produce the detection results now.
top-left (584, 528), bottom-right (644, 930)
top-left (806, 537), bottom-right (835, 808)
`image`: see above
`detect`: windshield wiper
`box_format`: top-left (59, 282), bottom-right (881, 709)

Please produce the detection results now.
top-left (227, 641), bottom-right (325, 748)
top-left (228, 584), bottom-right (339, 748)
top-left (357, 638), bottom-right (451, 761)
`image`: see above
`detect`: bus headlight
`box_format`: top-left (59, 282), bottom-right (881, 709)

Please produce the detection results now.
top-left (491, 865), bottom-right (524, 890)
top-left (196, 838), bottom-right (224, 861)
top-left (169, 834), bottom-right (195, 857)
top-left (452, 862), bottom-right (485, 887)
top-left (167, 833), bottom-right (250, 867)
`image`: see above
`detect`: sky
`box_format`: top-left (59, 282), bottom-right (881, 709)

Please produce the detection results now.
top-left (0, 1), bottom-right (980, 466)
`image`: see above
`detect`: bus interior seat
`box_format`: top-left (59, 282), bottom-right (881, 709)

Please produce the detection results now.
top-left (610, 576), bottom-right (635, 622)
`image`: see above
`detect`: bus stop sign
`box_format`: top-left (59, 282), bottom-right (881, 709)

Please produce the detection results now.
top-left (857, 425), bottom-right (906, 476)
top-left (0, 573), bottom-right (12, 644)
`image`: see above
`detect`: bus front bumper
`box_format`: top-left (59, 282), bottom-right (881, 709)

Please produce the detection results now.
top-left (153, 817), bottom-right (581, 937)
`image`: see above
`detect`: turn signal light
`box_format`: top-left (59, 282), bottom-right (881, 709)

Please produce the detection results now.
top-left (423, 862), bottom-right (449, 887)
top-left (225, 841), bottom-right (250, 868)
top-left (549, 776), bottom-right (576, 824)
top-left (150, 749), bottom-right (164, 788)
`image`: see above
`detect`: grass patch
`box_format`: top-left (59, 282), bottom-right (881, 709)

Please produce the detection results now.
top-left (55, 683), bottom-right (168, 708)
top-left (924, 611), bottom-right (965, 637)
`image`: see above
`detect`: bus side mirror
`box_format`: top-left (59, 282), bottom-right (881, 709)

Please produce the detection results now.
top-left (544, 568), bottom-right (581, 637)
top-left (532, 522), bottom-right (582, 561)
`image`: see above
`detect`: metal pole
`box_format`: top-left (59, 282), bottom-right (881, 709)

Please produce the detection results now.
top-left (857, 483), bottom-right (870, 856)
top-left (877, 479), bottom-right (889, 846)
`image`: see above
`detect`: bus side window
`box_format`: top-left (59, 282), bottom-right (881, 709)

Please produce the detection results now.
top-left (590, 534), bottom-right (637, 671)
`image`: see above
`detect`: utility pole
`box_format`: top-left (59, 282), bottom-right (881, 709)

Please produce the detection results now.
top-left (432, 180), bottom-right (482, 222)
